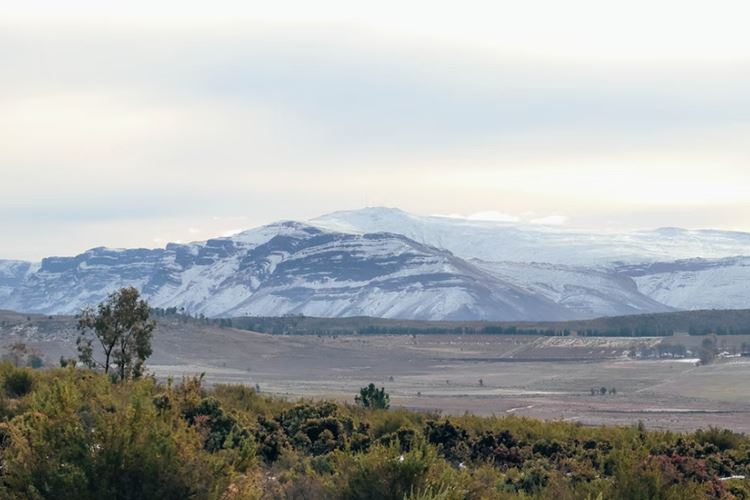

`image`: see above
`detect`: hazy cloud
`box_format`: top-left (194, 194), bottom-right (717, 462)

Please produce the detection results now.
top-left (530, 215), bottom-right (570, 226)
top-left (436, 212), bottom-right (520, 223)
top-left (1, 7), bottom-right (749, 259)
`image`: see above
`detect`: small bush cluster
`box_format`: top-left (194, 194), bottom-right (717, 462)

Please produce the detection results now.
top-left (2, 367), bottom-right (33, 398)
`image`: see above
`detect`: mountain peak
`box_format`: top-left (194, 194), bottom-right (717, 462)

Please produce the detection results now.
top-left (311, 207), bottom-right (415, 234)
top-left (230, 220), bottom-right (323, 245)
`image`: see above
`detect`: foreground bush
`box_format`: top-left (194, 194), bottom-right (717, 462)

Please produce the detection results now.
top-left (2, 367), bottom-right (33, 398)
top-left (0, 364), bottom-right (747, 499)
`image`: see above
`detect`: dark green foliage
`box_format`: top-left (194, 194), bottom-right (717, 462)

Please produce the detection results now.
top-left (226, 309), bottom-right (750, 339)
top-left (355, 383), bottom-right (390, 410)
top-left (424, 420), bottom-right (471, 463)
top-left (695, 427), bottom-right (745, 452)
top-left (182, 397), bottom-right (251, 452)
top-left (531, 438), bottom-right (565, 458)
top-left (254, 402), bottom-right (358, 462)
top-left (518, 461), bottom-right (549, 494)
top-left (255, 416), bottom-right (288, 463)
top-left (376, 428), bottom-right (416, 453)
top-left (3, 368), bottom-right (33, 397)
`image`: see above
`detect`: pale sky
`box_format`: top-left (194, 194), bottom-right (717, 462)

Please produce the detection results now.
top-left (2, 0), bottom-right (750, 260)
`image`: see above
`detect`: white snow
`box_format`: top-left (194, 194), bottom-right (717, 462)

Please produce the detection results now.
top-left (475, 260), bottom-right (669, 317)
top-left (3, 208), bottom-right (750, 319)
top-left (633, 258), bottom-right (750, 310)
top-left (312, 208), bottom-right (750, 265)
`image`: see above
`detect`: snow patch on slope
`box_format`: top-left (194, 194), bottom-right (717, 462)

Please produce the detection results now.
top-left (623, 257), bottom-right (750, 310)
top-left (475, 260), bottom-right (671, 317)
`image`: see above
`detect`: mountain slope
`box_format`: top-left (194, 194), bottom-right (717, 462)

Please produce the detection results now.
top-left (0, 223), bottom-right (572, 321)
top-left (474, 260), bottom-right (672, 318)
top-left (214, 228), bottom-right (568, 320)
top-left (0, 260), bottom-right (35, 302)
top-left (312, 207), bottom-right (750, 265)
top-left (619, 257), bottom-right (750, 310)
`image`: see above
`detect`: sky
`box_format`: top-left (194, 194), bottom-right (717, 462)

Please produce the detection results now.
top-left (2, 0), bottom-right (750, 260)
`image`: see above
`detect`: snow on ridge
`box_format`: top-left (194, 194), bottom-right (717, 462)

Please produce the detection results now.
top-left (311, 207), bottom-right (750, 265)
top-left (2, 208), bottom-right (749, 319)
top-left (229, 220), bottom-right (324, 246)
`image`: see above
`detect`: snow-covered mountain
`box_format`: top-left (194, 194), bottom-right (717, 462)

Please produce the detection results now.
top-left (474, 261), bottom-right (671, 318)
top-left (0, 222), bottom-right (571, 320)
top-left (1, 207), bottom-right (748, 320)
top-left (0, 260), bottom-right (35, 303)
top-left (313, 208), bottom-right (750, 265)
top-left (311, 208), bottom-right (750, 313)
top-left (618, 257), bottom-right (750, 311)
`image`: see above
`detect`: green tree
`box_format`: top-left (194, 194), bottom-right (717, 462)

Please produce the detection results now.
top-left (355, 383), bottom-right (390, 410)
top-left (77, 287), bottom-right (155, 382)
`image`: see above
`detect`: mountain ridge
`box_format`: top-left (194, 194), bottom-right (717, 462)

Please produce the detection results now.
top-left (1, 208), bottom-right (748, 319)
top-left (312, 207), bottom-right (750, 265)
top-left (0, 222), bottom-right (572, 320)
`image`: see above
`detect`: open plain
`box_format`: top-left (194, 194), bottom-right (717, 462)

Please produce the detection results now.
top-left (4, 312), bottom-right (749, 433)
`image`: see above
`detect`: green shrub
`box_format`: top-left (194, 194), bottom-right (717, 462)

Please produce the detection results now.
top-left (4, 368), bottom-right (33, 397)
top-left (355, 383), bottom-right (390, 410)
top-left (341, 443), bottom-right (435, 500)
top-left (695, 426), bottom-right (744, 451)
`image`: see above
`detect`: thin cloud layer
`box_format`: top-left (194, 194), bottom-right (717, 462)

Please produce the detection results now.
top-left (530, 216), bottom-right (569, 226)
top-left (1, 5), bottom-right (749, 260)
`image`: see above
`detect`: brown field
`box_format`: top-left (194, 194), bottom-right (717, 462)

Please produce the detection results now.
top-left (2, 312), bottom-right (749, 433)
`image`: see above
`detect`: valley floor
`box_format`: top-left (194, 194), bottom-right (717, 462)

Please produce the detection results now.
top-left (5, 314), bottom-right (750, 433)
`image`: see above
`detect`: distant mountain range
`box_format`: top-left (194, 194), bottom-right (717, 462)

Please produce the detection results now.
top-left (1, 207), bottom-right (748, 320)
top-left (313, 208), bottom-right (750, 265)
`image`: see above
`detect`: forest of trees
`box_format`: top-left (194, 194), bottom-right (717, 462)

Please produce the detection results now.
top-left (226, 316), bottom-right (661, 337)
top-left (224, 312), bottom-right (750, 338)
